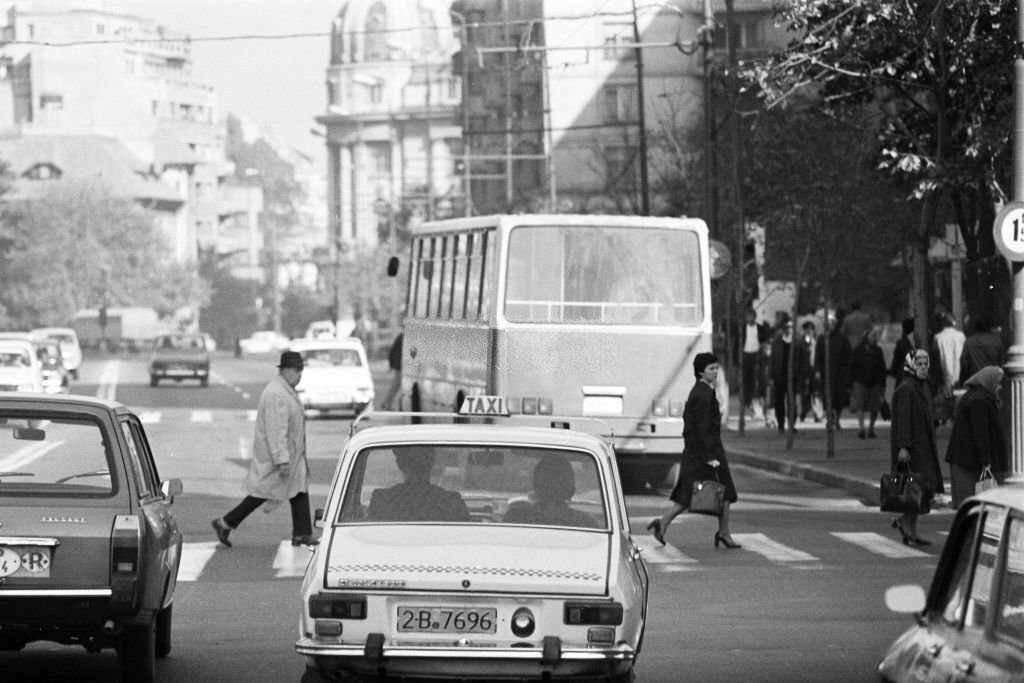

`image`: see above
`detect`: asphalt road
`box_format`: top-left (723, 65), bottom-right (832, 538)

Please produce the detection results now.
top-left (0, 352), bottom-right (952, 682)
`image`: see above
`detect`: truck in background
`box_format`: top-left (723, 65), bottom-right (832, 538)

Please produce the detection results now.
top-left (72, 307), bottom-right (167, 352)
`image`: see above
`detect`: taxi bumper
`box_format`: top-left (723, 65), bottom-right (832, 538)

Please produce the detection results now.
top-left (296, 636), bottom-right (636, 680)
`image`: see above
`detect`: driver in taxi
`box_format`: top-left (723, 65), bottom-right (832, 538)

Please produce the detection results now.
top-left (503, 454), bottom-right (597, 528)
top-left (367, 446), bottom-right (470, 522)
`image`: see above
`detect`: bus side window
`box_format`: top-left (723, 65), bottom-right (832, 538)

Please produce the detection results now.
top-left (437, 236), bottom-right (450, 318)
top-left (478, 231), bottom-right (492, 320)
top-left (412, 238), bottom-right (428, 317)
top-left (465, 232), bottom-right (482, 320)
top-left (448, 234), bottom-right (463, 319)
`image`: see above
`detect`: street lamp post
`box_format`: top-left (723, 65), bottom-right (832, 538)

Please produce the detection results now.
top-left (1005, 0), bottom-right (1024, 479)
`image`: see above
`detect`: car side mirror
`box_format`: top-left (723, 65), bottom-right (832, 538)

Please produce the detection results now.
top-left (314, 507), bottom-right (325, 529)
top-left (161, 478), bottom-right (183, 503)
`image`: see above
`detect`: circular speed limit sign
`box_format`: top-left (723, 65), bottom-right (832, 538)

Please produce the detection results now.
top-left (993, 201), bottom-right (1024, 261)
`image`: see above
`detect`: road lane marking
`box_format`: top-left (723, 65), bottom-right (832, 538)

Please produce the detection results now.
top-left (632, 535), bottom-right (698, 569)
top-left (95, 360), bottom-right (119, 401)
top-left (730, 533), bottom-right (818, 563)
top-left (238, 435), bottom-right (251, 460)
top-left (177, 541), bottom-right (219, 582)
top-left (191, 410), bottom-right (213, 422)
top-left (831, 532), bottom-right (930, 559)
top-left (272, 540), bottom-right (314, 578)
top-left (140, 411), bottom-right (161, 424)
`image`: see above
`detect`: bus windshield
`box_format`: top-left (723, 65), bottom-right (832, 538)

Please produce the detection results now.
top-left (504, 224), bottom-right (703, 325)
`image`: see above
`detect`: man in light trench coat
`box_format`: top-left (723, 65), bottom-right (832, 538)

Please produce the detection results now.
top-left (211, 350), bottom-right (318, 547)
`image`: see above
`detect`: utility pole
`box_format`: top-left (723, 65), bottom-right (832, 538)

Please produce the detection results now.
top-left (702, 0), bottom-right (717, 239)
top-left (631, 0), bottom-right (650, 215)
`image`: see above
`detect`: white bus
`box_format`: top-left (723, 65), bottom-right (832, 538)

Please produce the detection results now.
top-left (387, 214), bottom-right (713, 490)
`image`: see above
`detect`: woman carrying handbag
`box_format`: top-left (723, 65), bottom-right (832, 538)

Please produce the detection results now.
top-left (945, 365), bottom-right (1007, 507)
top-left (648, 352), bottom-right (741, 549)
top-left (889, 349), bottom-right (945, 546)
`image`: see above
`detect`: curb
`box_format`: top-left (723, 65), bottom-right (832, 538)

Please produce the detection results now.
top-left (724, 444), bottom-right (880, 504)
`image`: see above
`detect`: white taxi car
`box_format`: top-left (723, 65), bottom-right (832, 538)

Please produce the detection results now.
top-left (0, 339), bottom-right (44, 393)
top-left (290, 338), bottom-right (374, 416)
top-left (295, 398), bottom-right (648, 682)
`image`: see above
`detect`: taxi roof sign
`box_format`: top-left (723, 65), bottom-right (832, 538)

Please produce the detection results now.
top-left (459, 395), bottom-right (509, 416)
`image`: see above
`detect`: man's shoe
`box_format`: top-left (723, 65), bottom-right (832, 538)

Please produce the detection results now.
top-left (211, 518), bottom-right (232, 548)
top-left (292, 534), bottom-right (319, 547)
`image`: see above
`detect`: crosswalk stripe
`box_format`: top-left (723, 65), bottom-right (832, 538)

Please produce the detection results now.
top-left (730, 533), bottom-right (819, 562)
top-left (191, 410), bottom-right (213, 422)
top-left (177, 541), bottom-right (219, 582)
top-left (831, 532), bottom-right (930, 559)
top-left (633, 535), bottom-right (698, 566)
top-left (272, 540), bottom-right (315, 578)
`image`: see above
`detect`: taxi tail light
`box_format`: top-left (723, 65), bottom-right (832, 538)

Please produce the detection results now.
top-left (309, 593), bottom-right (367, 620)
top-left (650, 400), bottom-right (666, 417)
top-left (668, 400), bottom-right (683, 417)
top-left (563, 602), bottom-right (623, 626)
top-left (109, 515), bottom-right (142, 614)
top-left (587, 626), bottom-right (615, 645)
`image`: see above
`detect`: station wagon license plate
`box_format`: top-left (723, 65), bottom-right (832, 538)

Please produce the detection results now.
top-left (396, 606), bottom-right (497, 634)
top-left (0, 545), bottom-right (51, 578)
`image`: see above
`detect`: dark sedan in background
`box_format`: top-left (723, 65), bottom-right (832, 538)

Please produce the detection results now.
top-left (148, 333), bottom-right (211, 388)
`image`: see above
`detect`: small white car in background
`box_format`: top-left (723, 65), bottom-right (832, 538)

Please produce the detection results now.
top-left (239, 330), bottom-right (291, 355)
top-left (295, 398), bottom-right (648, 683)
top-left (30, 327), bottom-right (83, 379)
top-left (290, 338), bottom-right (374, 416)
top-left (0, 339), bottom-right (44, 393)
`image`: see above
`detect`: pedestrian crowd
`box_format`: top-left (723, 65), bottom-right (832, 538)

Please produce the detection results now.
top-left (728, 302), bottom-right (1009, 547)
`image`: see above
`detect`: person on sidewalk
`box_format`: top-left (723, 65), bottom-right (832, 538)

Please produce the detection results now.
top-left (849, 326), bottom-right (887, 439)
top-left (740, 308), bottom-right (771, 419)
top-left (796, 319), bottom-right (822, 423)
top-left (930, 313), bottom-right (965, 425)
top-left (647, 352), bottom-right (741, 550)
top-left (815, 314), bottom-right (851, 430)
top-left (211, 351), bottom-right (318, 548)
top-left (958, 315), bottom-right (1005, 385)
top-left (890, 349), bottom-right (944, 547)
top-left (888, 318), bottom-right (916, 381)
top-left (770, 316), bottom-right (795, 434)
top-left (945, 366), bottom-right (1007, 507)
top-left (840, 300), bottom-right (873, 351)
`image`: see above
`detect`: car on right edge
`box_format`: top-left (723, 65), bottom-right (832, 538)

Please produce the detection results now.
top-left (295, 397), bottom-right (648, 682)
top-left (878, 484), bottom-right (1024, 682)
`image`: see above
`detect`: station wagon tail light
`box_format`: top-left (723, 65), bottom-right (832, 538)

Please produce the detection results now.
top-left (110, 515), bottom-right (141, 575)
top-left (564, 602), bottom-right (623, 626)
top-left (668, 400), bottom-right (683, 417)
top-left (650, 400), bottom-right (666, 417)
top-left (651, 400), bottom-right (684, 417)
top-left (309, 593), bottom-right (367, 620)
top-left (587, 626), bottom-right (615, 645)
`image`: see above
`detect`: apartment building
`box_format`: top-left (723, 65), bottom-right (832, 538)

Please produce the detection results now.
top-left (0, 0), bottom-right (224, 264)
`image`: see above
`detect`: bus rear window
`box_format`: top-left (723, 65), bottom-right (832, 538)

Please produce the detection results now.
top-left (505, 225), bottom-right (703, 325)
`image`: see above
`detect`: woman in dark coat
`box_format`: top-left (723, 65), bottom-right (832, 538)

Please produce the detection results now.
top-left (945, 365), bottom-right (1007, 507)
top-left (890, 349), bottom-right (944, 546)
top-left (648, 352), bottom-right (741, 549)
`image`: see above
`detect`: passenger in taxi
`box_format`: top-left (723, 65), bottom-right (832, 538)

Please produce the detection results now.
top-left (367, 447), bottom-right (470, 522)
top-left (503, 455), bottom-right (597, 528)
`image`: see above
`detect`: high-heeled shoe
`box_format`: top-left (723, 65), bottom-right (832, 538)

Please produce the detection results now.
top-left (910, 536), bottom-right (932, 547)
top-left (714, 532), bottom-right (741, 549)
top-left (891, 518), bottom-right (911, 545)
top-left (646, 518), bottom-right (665, 546)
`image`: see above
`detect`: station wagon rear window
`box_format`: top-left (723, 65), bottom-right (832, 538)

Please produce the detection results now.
top-left (298, 348), bottom-right (362, 367)
top-left (338, 445), bottom-right (607, 529)
top-left (0, 413), bottom-right (115, 496)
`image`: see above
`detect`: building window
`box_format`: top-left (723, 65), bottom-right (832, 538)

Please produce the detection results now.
top-left (603, 84), bottom-right (636, 124)
top-left (604, 146), bottom-right (636, 184)
top-left (326, 80), bottom-right (337, 106)
top-left (96, 22), bottom-right (105, 35)
top-left (39, 93), bottom-right (63, 111)
top-left (714, 12), bottom-right (771, 51)
top-left (369, 83), bottom-right (383, 104)
top-left (367, 143), bottom-right (391, 175)
top-left (602, 23), bottom-right (634, 61)
top-left (364, 2), bottom-right (388, 61)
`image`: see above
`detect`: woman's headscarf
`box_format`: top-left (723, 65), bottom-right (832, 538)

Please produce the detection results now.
top-left (965, 365), bottom-right (1003, 398)
top-left (902, 349), bottom-right (929, 377)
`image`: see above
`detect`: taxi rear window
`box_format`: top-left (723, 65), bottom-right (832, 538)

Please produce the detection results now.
top-left (338, 445), bottom-right (607, 530)
top-left (0, 413), bottom-right (116, 497)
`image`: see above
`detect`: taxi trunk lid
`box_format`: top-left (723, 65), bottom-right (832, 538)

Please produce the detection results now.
top-left (325, 525), bottom-right (609, 595)
top-left (0, 506), bottom-right (115, 588)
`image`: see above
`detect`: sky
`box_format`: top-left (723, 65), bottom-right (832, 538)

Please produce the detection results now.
top-left (122, 0), bottom-right (339, 162)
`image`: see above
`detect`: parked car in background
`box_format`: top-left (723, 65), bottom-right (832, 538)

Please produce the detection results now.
top-left (0, 393), bottom-right (184, 683)
top-left (239, 330), bottom-right (291, 355)
top-left (203, 332), bottom-right (218, 352)
top-left (878, 484), bottom-right (1024, 683)
top-left (305, 320), bottom-right (337, 340)
top-left (30, 327), bottom-right (83, 379)
top-left (0, 339), bottom-right (44, 393)
top-left (295, 400), bottom-right (648, 683)
top-left (36, 340), bottom-right (70, 394)
top-left (290, 338), bottom-right (374, 416)
top-left (148, 333), bottom-right (211, 387)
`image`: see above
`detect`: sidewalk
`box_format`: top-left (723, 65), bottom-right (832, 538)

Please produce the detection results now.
top-left (721, 410), bottom-right (952, 506)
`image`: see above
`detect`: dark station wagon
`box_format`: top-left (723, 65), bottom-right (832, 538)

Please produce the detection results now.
top-left (0, 393), bottom-right (183, 683)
